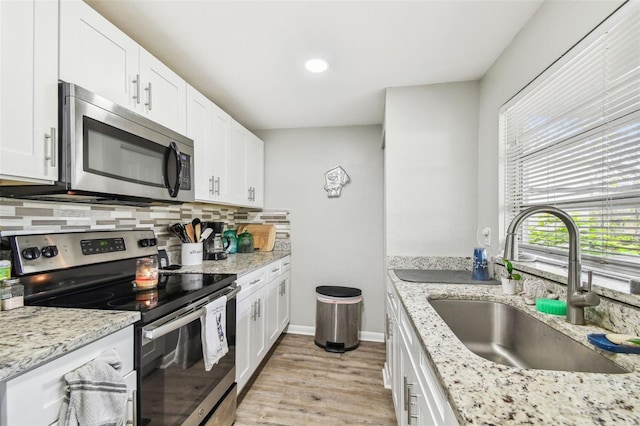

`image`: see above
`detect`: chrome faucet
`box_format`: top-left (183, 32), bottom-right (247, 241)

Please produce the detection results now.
top-left (503, 205), bottom-right (600, 325)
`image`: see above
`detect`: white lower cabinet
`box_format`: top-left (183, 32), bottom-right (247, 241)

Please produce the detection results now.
top-left (0, 326), bottom-right (136, 426)
top-left (386, 279), bottom-right (458, 426)
top-left (236, 257), bottom-right (291, 394)
top-left (277, 270), bottom-right (291, 334)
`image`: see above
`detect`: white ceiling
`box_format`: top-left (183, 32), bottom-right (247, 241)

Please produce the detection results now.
top-left (85, 0), bottom-right (542, 131)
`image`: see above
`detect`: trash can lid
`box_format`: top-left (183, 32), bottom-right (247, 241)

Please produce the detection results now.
top-left (316, 286), bottom-right (361, 298)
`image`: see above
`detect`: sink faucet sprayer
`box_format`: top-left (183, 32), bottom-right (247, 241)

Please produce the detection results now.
top-left (503, 205), bottom-right (600, 325)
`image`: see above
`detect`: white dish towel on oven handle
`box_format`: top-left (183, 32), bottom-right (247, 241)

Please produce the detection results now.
top-left (201, 295), bottom-right (228, 371)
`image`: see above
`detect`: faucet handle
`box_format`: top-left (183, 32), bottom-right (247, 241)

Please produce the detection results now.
top-left (582, 270), bottom-right (593, 292)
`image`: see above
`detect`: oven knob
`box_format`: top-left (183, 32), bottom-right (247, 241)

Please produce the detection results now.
top-left (139, 238), bottom-right (158, 247)
top-left (41, 245), bottom-right (59, 258)
top-left (22, 247), bottom-right (41, 260)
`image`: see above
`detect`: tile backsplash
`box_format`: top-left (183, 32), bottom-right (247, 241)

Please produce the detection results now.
top-left (0, 198), bottom-right (290, 252)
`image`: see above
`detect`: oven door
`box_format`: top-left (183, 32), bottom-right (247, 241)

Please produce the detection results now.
top-left (138, 287), bottom-right (238, 425)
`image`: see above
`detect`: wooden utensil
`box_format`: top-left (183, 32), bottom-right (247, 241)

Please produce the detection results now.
top-left (192, 218), bottom-right (201, 242)
top-left (185, 223), bottom-right (196, 243)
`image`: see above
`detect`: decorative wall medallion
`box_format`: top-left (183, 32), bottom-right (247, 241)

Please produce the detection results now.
top-left (324, 166), bottom-right (351, 198)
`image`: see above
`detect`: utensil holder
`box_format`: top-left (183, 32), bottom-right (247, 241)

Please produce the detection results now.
top-left (181, 243), bottom-right (203, 266)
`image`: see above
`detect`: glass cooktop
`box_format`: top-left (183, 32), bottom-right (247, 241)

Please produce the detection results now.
top-left (28, 273), bottom-right (237, 324)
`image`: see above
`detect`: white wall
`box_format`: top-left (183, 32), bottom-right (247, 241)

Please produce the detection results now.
top-left (257, 125), bottom-right (384, 334)
top-left (478, 0), bottom-right (624, 256)
top-left (385, 81), bottom-right (479, 256)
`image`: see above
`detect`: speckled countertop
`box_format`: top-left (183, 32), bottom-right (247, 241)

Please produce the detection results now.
top-left (389, 271), bottom-right (640, 425)
top-left (0, 251), bottom-right (289, 383)
top-left (0, 307), bottom-right (140, 381)
top-left (165, 251), bottom-right (290, 276)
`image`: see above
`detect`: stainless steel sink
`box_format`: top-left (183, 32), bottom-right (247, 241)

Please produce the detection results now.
top-left (429, 299), bottom-right (627, 374)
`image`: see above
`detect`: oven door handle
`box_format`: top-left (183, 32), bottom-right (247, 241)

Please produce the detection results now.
top-left (143, 286), bottom-right (240, 342)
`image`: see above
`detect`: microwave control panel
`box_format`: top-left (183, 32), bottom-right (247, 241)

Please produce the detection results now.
top-left (179, 153), bottom-right (191, 190)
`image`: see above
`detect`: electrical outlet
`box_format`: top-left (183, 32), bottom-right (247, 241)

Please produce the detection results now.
top-left (482, 227), bottom-right (491, 247)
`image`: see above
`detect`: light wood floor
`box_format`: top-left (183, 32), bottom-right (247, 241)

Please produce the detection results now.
top-left (236, 333), bottom-right (397, 425)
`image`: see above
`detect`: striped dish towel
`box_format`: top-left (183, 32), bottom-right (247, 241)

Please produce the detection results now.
top-left (58, 349), bottom-right (128, 426)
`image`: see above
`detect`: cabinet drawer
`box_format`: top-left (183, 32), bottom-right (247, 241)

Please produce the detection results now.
top-left (237, 266), bottom-right (267, 302)
top-left (267, 260), bottom-right (282, 282)
top-left (281, 256), bottom-right (291, 273)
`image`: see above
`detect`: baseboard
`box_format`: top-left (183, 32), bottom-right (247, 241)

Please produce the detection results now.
top-left (286, 325), bottom-right (315, 336)
top-left (286, 325), bottom-right (385, 343)
top-left (361, 331), bottom-right (385, 343)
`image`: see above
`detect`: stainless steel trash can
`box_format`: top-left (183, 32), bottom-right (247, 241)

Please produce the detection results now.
top-left (315, 286), bottom-right (362, 352)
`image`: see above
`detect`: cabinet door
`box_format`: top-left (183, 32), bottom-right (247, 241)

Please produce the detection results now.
top-left (235, 295), bottom-right (253, 393)
top-left (229, 122), bottom-right (249, 205)
top-left (277, 271), bottom-right (290, 334)
top-left (139, 48), bottom-right (187, 135)
top-left (246, 132), bottom-right (264, 207)
top-left (59, 0), bottom-right (139, 110)
top-left (210, 102), bottom-right (233, 203)
top-left (252, 286), bottom-right (268, 365)
top-left (0, 0), bottom-right (58, 182)
top-left (187, 85), bottom-right (215, 202)
top-left (266, 277), bottom-right (280, 348)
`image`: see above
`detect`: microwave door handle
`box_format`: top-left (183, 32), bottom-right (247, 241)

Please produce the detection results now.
top-left (164, 141), bottom-right (182, 197)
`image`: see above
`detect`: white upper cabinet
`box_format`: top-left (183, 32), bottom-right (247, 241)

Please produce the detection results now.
top-left (59, 0), bottom-right (139, 111)
top-left (246, 132), bottom-right (264, 207)
top-left (188, 85), bottom-right (233, 204)
top-left (210, 102), bottom-right (233, 202)
top-left (229, 122), bottom-right (249, 205)
top-left (187, 85), bottom-right (214, 202)
top-left (139, 48), bottom-right (186, 134)
top-left (59, 0), bottom-right (186, 134)
top-left (227, 122), bottom-right (264, 208)
top-left (0, 0), bottom-right (59, 183)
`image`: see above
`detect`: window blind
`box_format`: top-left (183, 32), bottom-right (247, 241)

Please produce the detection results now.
top-left (501, 1), bottom-right (640, 278)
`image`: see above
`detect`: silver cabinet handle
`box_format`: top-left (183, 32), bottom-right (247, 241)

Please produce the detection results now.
top-left (132, 74), bottom-right (140, 104)
top-left (215, 177), bottom-right (221, 195)
top-left (249, 278), bottom-right (261, 286)
top-left (145, 82), bottom-right (152, 110)
top-left (403, 376), bottom-right (410, 411)
top-left (44, 127), bottom-right (56, 167)
top-left (271, 267), bottom-right (280, 273)
top-left (257, 298), bottom-right (261, 318)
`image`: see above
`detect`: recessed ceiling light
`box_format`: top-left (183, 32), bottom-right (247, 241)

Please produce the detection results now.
top-left (304, 58), bottom-right (329, 73)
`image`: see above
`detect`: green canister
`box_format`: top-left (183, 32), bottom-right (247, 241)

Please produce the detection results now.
top-left (223, 229), bottom-right (238, 254)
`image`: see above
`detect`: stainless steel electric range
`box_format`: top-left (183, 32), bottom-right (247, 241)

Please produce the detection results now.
top-left (6, 229), bottom-right (238, 426)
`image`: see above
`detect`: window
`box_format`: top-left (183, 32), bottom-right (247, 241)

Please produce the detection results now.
top-left (500, 1), bottom-right (640, 279)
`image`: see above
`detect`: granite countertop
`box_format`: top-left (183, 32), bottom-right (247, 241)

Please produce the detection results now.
top-left (0, 251), bottom-right (289, 382)
top-left (166, 250), bottom-right (290, 276)
top-left (0, 306), bottom-right (140, 382)
top-left (389, 271), bottom-right (640, 425)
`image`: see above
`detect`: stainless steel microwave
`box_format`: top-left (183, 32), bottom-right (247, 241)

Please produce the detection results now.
top-left (1, 82), bottom-right (194, 204)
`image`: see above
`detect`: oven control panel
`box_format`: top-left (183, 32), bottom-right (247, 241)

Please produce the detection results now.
top-left (10, 230), bottom-right (159, 275)
top-left (80, 237), bottom-right (126, 255)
